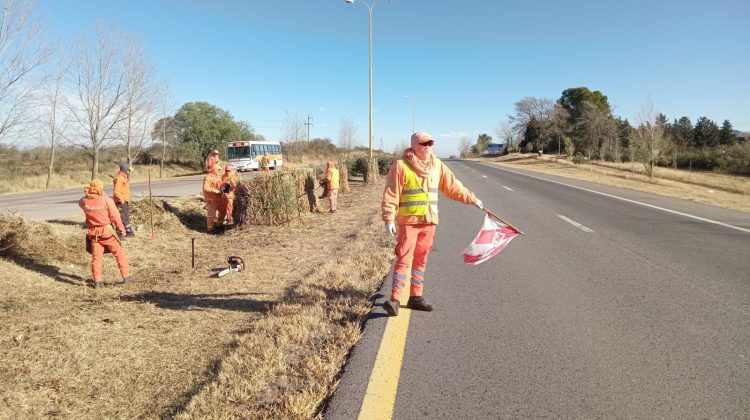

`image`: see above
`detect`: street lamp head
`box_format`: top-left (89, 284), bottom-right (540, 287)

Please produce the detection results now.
top-left (345, 0), bottom-right (354, 3)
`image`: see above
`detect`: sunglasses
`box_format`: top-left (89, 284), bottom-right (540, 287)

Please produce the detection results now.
top-left (419, 140), bottom-right (434, 146)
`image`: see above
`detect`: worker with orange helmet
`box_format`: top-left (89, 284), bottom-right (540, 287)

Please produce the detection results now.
top-left (203, 163), bottom-right (226, 233)
top-left (325, 161), bottom-right (340, 213)
top-left (113, 162), bottom-right (134, 237)
top-left (380, 131), bottom-right (483, 316)
top-left (79, 179), bottom-right (133, 289)
top-left (221, 163), bottom-right (240, 226)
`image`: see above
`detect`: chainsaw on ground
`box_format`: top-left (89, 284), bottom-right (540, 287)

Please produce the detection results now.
top-left (217, 256), bottom-right (245, 278)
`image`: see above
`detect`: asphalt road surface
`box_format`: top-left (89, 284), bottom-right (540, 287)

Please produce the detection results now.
top-left (327, 160), bottom-right (750, 419)
top-left (0, 174), bottom-right (207, 220)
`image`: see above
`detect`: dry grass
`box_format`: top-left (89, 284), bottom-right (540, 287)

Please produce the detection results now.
top-left (475, 154), bottom-right (750, 213)
top-left (0, 180), bottom-right (394, 419)
top-left (0, 162), bottom-right (198, 194)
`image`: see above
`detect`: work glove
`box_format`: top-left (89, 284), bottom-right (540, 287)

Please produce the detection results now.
top-left (475, 199), bottom-right (484, 210)
top-left (385, 223), bottom-right (396, 237)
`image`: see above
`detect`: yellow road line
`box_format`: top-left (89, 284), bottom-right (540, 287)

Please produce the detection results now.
top-left (357, 299), bottom-right (411, 420)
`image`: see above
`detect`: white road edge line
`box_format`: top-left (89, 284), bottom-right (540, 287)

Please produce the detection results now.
top-left (558, 215), bottom-right (595, 232)
top-left (503, 186), bottom-right (514, 191)
top-left (476, 162), bottom-right (750, 234)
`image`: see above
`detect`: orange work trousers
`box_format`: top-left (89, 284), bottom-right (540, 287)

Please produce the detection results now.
top-left (391, 223), bottom-right (436, 301)
top-left (206, 198), bottom-right (226, 231)
top-left (90, 234), bottom-right (130, 283)
top-left (328, 189), bottom-right (338, 212)
top-left (224, 195), bottom-right (235, 222)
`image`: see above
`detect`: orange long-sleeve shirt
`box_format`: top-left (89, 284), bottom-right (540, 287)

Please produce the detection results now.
top-left (79, 195), bottom-right (126, 236)
top-left (381, 158), bottom-right (477, 225)
top-left (221, 170), bottom-right (240, 199)
top-left (203, 173), bottom-right (222, 201)
top-left (113, 171), bottom-right (131, 204)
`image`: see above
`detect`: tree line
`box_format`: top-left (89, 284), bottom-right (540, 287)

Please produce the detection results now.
top-left (461, 87), bottom-right (749, 176)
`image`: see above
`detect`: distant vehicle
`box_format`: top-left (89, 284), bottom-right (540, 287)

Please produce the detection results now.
top-left (484, 143), bottom-right (506, 155)
top-left (227, 140), bottom-right (283, 171)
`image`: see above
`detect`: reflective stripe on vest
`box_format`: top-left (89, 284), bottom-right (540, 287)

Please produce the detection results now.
top-left (398, 160), bottom-right (440, 217)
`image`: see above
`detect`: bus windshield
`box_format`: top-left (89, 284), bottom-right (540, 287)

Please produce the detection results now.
top-left (228, 145), bottom-right (251, 159)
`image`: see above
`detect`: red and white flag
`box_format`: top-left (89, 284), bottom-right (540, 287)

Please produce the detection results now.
top-left (462, 213), bottom-right (520, 265)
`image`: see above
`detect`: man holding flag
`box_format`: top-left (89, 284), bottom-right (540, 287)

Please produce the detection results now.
top-left (381, 131), bottom-right (483, 316)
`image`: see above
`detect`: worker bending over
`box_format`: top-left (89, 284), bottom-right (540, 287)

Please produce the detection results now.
top-left (221, 163), bottom-right (240, 226)
top-left (203, 163), bottom-right (226, 233)
top-left (381, 131), bottom-right (483, 316)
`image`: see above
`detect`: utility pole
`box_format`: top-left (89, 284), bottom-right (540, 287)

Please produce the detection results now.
top-left (305, 115), bottom-right (313, 142)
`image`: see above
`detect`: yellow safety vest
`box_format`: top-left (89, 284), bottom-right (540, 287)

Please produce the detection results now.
top-left (398, 160), bottom-right (440, 217)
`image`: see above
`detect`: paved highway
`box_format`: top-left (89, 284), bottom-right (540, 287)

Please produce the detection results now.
top-left (327, 160), bottom-right (750, 419)
top-left (0, 174), bottom-right (206, 220)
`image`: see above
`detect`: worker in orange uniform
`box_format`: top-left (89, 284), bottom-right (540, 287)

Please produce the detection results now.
top-left (79, 179), bottom-right (133, 289)
top-left (113, 162), bottom-right (135, 238)
top-left (205, 149), bottom-right (220, 173)
top-left (203, 163), bottom-right (226, 233)
top-left (381, 131), bottom-right (483, 316)
top-left (221, 163), bottom-right (240, 226)
top-left (325, 161), bottom-right (340, 213)
top-left (260, 152), bottom-right (270, 172)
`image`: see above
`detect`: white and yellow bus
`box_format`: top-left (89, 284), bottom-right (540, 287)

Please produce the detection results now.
top-left (226, 140), bottom-right (283, 171)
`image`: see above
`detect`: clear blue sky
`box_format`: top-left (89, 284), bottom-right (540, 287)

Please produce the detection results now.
top-left (38, 0), bottom-right (750, 158)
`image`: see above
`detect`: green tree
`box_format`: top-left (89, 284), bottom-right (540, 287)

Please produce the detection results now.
top-left (559, 87), bottom-right (612, 155)
top-left (671, 116), bottom-right (693, 149)
top-left (719, 119), bottom-right (736, 145)
top-left (559, 87), bottom-right (611, 125)
top-left (173, 101), bottom-right (259, 166)
top-left (693, 116), bottom-right (720, 148)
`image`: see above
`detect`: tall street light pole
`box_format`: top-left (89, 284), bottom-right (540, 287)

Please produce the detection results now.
top-left (345, 0), bottom-right (388, 162)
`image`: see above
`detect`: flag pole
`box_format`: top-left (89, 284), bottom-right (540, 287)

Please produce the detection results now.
top-left (483, 208), bottom-right (525, 235)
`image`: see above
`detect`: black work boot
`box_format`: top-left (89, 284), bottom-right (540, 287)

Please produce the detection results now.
top-left (407, 296), bottom-right (433, 312)
top-left (383, 299), bottom-right (399, 316)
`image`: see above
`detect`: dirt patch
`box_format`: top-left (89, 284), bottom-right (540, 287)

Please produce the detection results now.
top-left (0, 180), bottom-right (393, 419)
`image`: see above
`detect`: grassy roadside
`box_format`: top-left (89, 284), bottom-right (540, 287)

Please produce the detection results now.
top-left (0, 162), bottom-right (200, 194)
top-left (474, 154), bottom-right (750, 214)
top-left (0, 179), bottom-right (394, 418)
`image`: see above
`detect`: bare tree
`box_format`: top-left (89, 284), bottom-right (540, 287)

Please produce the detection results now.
top-left (458, 135), bottom-right (471, 158)
top-left (392, 138), bottom-right (408, 155)
top-left (120, 36), bottom-right (157, 167)
top-left (281, 112), bottom-right (305, 142)
top-left (629, 101), bottom-right (675, 180)
top-left (66, 24), bottom-right (128, 180)
top-left (43, 50), bottom-right (66, 190)
top-left (155, 80), bottom-right (175, 178)
top-left (338, 116), bottom-right (358, 151)
top-left (495, 120), bottom-right (515, 151)
top-left (0, 0), bottom-right (49, 144)
top-left (511, 97), bottom-right (556, 150)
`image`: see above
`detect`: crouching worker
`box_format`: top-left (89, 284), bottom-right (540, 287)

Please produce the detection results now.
top-left (79, 179), bottom-right (132, 289)
top-left (381, 131), bottom-right (483, 316)
top-left (221, 163), bottom-right (240, 226)
top-left (203, 163), bottom-right (226, 233)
